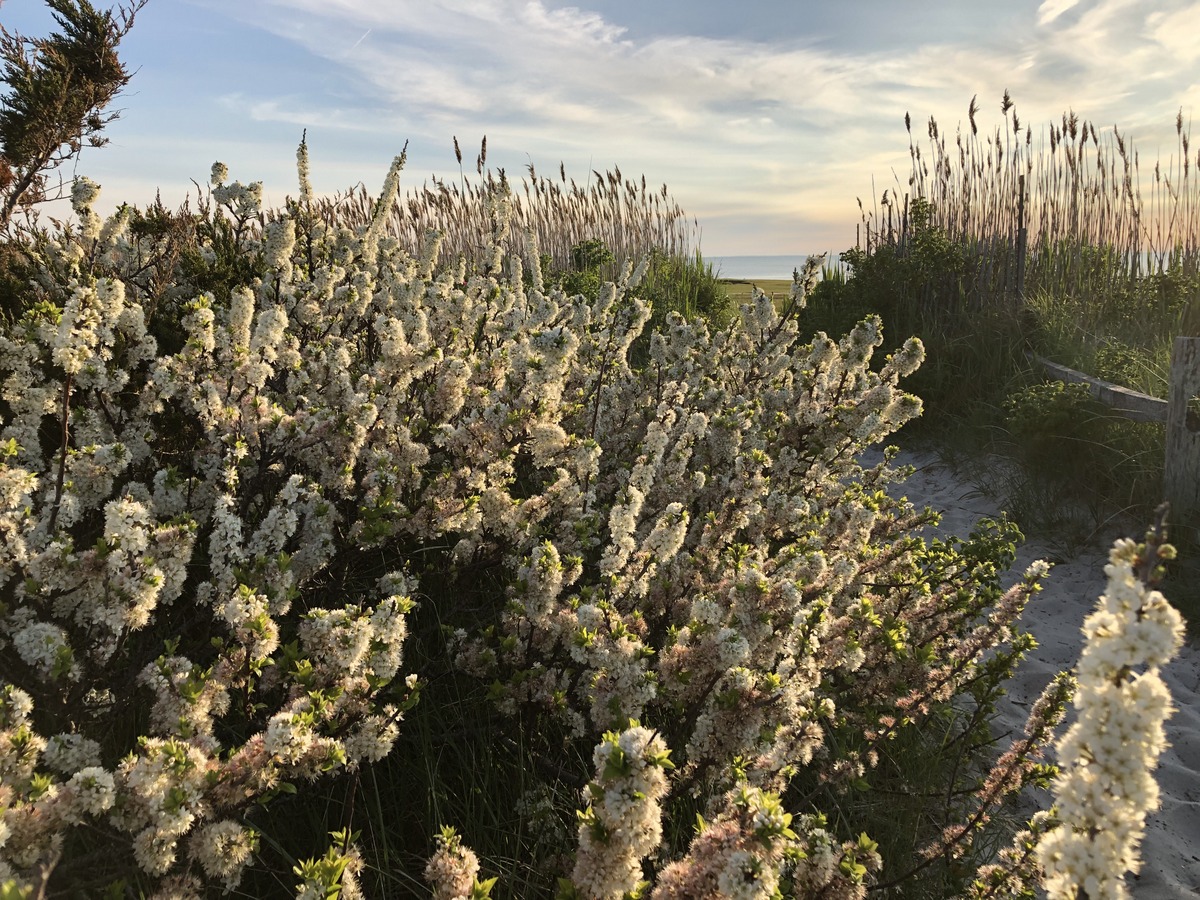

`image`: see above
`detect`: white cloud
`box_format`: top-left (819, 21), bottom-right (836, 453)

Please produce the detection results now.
top-left (520, 2), bottom-right (630, 45)
top-left (1148, 3), bottom-right (1200, 66)
top-left (1037, 0), bottom-right (1081, 25)
top-left (220, 94), bottom-right (383, 131)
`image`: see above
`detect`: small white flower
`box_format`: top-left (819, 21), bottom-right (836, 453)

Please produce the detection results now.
top-left (43, 733), bottom-right (102, 774)
top-left (189, 820), bottom-right (258, 890)
top-left (67, 766), bottom-right (116, 819)
top-left (70, 177), bottom-right (101, 210)
top-left (13, 621), bottom-right (77, 680)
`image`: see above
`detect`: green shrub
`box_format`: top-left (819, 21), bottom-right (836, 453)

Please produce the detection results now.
top-left (804, 209), bottom-right (1027, 435)
top-left (638, 248), bottom-right (734, 331)
top-left (997, 381), bottom-right (1164, 540)
top-left (0, 0), bottom-right (142, 232)
top-left (1003, 382), bottom-right (1105, 470)
top-left (540, 239), bottom-right (733, 348)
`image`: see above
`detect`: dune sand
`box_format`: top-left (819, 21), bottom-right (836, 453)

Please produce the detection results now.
top-left (879, 446), bottom-right (1200, 898)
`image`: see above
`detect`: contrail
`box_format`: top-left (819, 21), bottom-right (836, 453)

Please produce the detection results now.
top-left (347, 27), bottom-right (372, 53)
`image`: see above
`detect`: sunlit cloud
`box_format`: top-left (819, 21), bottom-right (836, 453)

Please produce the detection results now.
top-left (1036, 0), bottom-right (1082, 26)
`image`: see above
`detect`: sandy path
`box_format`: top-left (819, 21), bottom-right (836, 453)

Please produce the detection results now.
top-left (877, 446), bottom-right (1200, 898)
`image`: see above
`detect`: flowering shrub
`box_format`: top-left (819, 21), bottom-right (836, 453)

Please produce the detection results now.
top-left (1038, 517), bottom-right (1185, 900)
top-left (0, 141), bottom-right (1183, 898)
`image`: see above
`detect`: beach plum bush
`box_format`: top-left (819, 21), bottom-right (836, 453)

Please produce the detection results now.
top-left (0, 143), bottom-right (1182, 899)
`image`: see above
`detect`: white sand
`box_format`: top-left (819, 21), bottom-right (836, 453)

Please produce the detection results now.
top-left (880, 447), bottom-right (1200, 898)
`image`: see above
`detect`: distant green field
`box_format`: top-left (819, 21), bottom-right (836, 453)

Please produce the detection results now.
top-left (719, 278), bottom-right (794, 306)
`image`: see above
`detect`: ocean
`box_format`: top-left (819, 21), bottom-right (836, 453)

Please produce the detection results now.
top-left (707, 254), bottom-right (826, 281)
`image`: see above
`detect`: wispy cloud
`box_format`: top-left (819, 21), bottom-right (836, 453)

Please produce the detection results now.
top-left (1037, 0), bottom-right (1082, 26)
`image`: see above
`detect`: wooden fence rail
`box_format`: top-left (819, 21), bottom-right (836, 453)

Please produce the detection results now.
top-left (1032, 336), bottom-right (1200, 538)
top-left (1030, 354), bottom-right (1169, 425)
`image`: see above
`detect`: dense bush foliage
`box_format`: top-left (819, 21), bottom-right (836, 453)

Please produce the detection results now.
top-left (831, 199), bottom-right (966, 334)
top-left (0, 150), bottom-right (987, 894)
top-left (808, 196), bottom-right (1173, 545)
top-left (806, 209), bottom-right (1028, 433)
top-left (824, 96), bottom-right (1200, 550)
top-left (543, 243), bottom-right (732, 334)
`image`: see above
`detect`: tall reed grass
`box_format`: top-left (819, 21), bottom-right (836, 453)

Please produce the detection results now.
top-left (858, 93), bottom-right (1200, 346)
top-left (319, 137), bottom-right (701, 275)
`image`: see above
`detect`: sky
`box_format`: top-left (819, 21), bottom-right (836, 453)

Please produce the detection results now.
top-left (2, 0), bottom-right (1200, 255)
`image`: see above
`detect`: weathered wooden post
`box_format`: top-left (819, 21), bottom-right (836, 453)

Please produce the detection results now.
top-left (1015, 173), bottom-right (1027, 305)
top-left (1164, 336), bottom-right (1200, 542)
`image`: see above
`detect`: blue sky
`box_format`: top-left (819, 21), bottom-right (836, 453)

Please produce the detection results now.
top-left (3, 0), bottom-right (1200, 254)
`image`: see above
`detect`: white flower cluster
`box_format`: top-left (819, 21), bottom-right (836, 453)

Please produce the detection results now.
top-left (71, 177), bottom-right (102, 243)
top-left (571, 724), bottom-right (672, 900)
top-left (1038, 533), bottom-right (1185, 900)
top-left (189, 819), bottom-right (258, 891)
top-left (212, 176), bottom-right (263, 220)
top-left (111, 738), bottom-right (210, 875)
top-left (424, 826), bottom-right (482, 900)
top-left (651, 782), bottom-right (880, 900)
top-left (41, 733), bottom-right (102, 775)
top-left (11, 621), bottom-right (77, 681)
